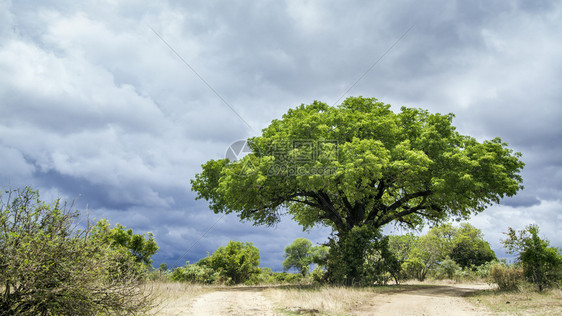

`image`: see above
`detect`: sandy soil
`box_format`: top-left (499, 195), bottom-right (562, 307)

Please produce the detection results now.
top-left (158, 283), bottom-right (492, 315)
top-left (354, 284), bottom-right (492, 316)
top-left (187, 287), bottom-right (277, 315)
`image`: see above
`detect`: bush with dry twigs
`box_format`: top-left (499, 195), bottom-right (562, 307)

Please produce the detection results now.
top-left (0, 187), bottom-right (154, 315)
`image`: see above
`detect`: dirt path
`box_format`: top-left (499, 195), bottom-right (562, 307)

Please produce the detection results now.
top-left (158, 283), bottom-right (491, 315)
top-left (354, 284), bottom-right (491, 316)
top-left (188, 287), bottom-right (277, 315)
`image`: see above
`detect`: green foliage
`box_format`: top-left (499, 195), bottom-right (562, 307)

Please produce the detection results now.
top-left (204, 241), bottom-right (261, 285)
top-left (502, 225), bottom-right (562, 291)
top-left (475, 260), bottom-right (499, 279)
top-left (450, 223), bottom-right (497, 269)
top-left (402, 257), bottom-right (429, 282)
top-left (439, 257), bottom-right (461, 279)
top-left (326, 226), bottom-right (399, 285)
top-left (388, 233), bottom-right (418, 263)
top-left (170, 261), bottom-right (218, 284)
top-left (388, 222), bottom-right (497, 281)
top-left (282, 238), bottom-right (329, 276)
top-left (191, 97), bottom-right (524, 283)
top-left (311, 244), bottom-right (330, 267)
top-left (0, 187), bottom-right (152, 315)
top-left (252, 267), bottom-right (275, 284)
top-left (271, 272), bottom-right (304, 284)
top-left (92, 218), bottom-right (159, 268)
top-left (283, 238), bottom-right (313, 276)
top-left (311, 266), bottom-right (327, 284)
top-left (489, 263), bottom-right (523, 291)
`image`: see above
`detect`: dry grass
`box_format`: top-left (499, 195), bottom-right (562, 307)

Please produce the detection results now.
top-left (263, 285), bottom-right (405, 315)
top-left (468, 287), bottom-right (562, 315)
top-left (142, 281), bottom-right (213, 315)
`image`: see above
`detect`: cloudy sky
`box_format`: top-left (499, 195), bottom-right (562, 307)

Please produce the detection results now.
top-left (1, 0), bottom-right (561, 270)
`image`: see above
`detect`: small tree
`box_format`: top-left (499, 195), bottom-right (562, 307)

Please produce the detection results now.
top-left (0, 187), bottom-right (153, 315)
top-left (282, 238), bottom-right (315, 276)
top-left (158, 263), bottom-right (168, 272)
top-left (203, 241), bottom-right (260, 284)
top-left (450, 223), bottom-right (496, 269)
top-left (502, 224), bottom-right (562, 291)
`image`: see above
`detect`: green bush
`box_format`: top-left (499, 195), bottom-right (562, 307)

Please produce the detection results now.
top-left (204, 241), bottom-right (261, 285)
top-left (0, 187), bottom-right (153, 315)
top-left (250, 267), bottom-right (275, 284)
top-left (269, 272), bottom-right (305, 284)
top-left (489, 263), bottom-right (523, 291)
top-left (311, 266), bottom-right (327, 284)
top-left (171, 262), bottom-right (218, 284)
top-left (402, 257), bottom-right (429, 281)
top-left (439, 258), bottom-right (461, 280)
top-left (475, 260), bottom-right (498, 279)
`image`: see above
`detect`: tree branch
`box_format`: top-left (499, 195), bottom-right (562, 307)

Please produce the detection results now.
top-left (315, 191), bottom-right (348, 232)
top-left (387, 190), bottom-right (432, 211)
top-left (377, 195), bottom-right (429, 227)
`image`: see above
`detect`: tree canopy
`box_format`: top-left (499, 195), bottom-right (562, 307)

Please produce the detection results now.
top-left (192, 97), bottom-right (524, 234)
top-left (191, 96), bottom-right (524, 283)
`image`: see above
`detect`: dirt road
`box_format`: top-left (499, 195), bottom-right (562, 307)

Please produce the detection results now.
top-left (355, 284), bottom-right (491, 316)
top-left (187, 287), bottom-right (276, 315)
top-left (160, 283), bottom-right (491, 315)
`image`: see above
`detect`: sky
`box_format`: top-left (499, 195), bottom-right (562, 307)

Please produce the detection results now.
top-left (1, 0), bottom-right (561, 271)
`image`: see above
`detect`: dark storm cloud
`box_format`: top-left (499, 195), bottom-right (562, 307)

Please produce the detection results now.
top-left (1, 0), bottom-right (561, 269)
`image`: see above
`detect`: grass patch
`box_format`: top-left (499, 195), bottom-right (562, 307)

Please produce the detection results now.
top-left (144, 281), bottom-right (214, 315)
top-left (263, 284), bottom-right (408, 315)
top-left (468, 287), bottom-right (562, 315)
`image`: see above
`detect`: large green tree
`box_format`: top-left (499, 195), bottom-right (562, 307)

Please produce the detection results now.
top-left (191, 96), bottom-right (524, 283)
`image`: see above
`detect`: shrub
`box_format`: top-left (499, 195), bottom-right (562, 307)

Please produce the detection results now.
top-left (251, 267), bottom-right (275, 284)
top-left (475, 260), bottom-right (498, 279)
top-left (204, 241), bottom-right (260, 285)
top-left (439, 257), bottom-right (461, 280)
top-left (489, 263), bottom-right (523, 291)
top-left (311, 266), bottom-right (327, 284)
top-left (0, 187), bottom-right (153, 315)
top-left (402, 257), bottom-right (429, 281)
top-left (171, 262), bottom-right (218, 284)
